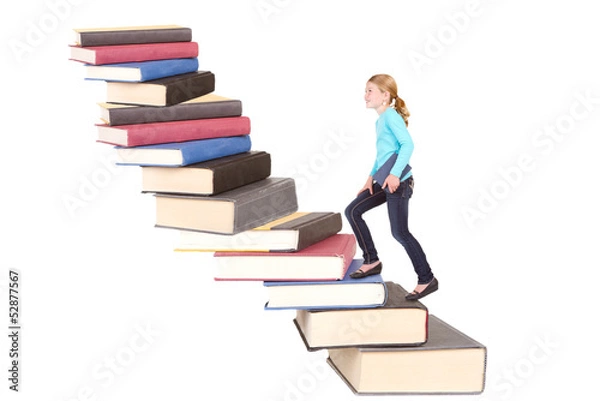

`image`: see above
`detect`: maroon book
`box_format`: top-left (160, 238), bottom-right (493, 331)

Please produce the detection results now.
top-left (69, 42), bottom-right (199, 65)
top-left (97, 116), bottom-right (251, 147)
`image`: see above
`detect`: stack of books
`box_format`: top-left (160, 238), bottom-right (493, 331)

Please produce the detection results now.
top-left (293, 282), bottom-right (487, 395)
top-left (69, 24), bottom-right (486, 396)
top-left (69, 25), bottom-right (299, 233)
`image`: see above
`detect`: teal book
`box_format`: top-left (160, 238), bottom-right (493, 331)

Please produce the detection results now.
top-left (115, 135), bottom-right (251, 167)
top-left (264, 259), bottom-right (387, 310)
top-left (84, 58), bottom-right (199, 82)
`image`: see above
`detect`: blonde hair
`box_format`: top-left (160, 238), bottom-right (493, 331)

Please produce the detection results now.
top-left (368, 74), bottom-right (410, 126)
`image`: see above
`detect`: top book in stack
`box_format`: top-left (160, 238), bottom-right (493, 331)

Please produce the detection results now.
top-left (70, 25), bottom-right (214, 106)
top-left (71, 25), bottom-right (193, 47)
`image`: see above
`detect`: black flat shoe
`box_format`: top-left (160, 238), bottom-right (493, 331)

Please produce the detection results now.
top-left (405, 277), bottom-right (438, 300)
top-left (350, 262), bottom-right (382, 279)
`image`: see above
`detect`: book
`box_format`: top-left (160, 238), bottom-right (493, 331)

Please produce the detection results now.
top-left (115, 135), bottom-right (251, 167)
top-left (106, 71), bottom-right (215, 106)
top-left (175, 211), bottom-right (343, 252)
top-left (155, 177), bottom-right (298, 235)
top-left (213, 233), bottom-right (356, 281)
top-left (327, 315), bottom-right (487, 395)
top-left (97, 116), bottom-right (251, 147)
top-left (69, 41), bottom-right (199, 65)
top-left (293, 281), bottom-right (428, 350)
top-left (141, 151), bottom-right (271, 195)
top-left (84, 58), bottom-right (199, 82)
top-left (72, 25), bottom-right (192, 47)
top-left (372, 153), bottom-right (412, 193)
top-left (264, 259), bottom-right (386, 310)
top-left (99, 93), bottom-right (242, 126)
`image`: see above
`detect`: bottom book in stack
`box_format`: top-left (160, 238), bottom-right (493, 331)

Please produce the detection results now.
top-left (293, 282), bottom-right (487, 395)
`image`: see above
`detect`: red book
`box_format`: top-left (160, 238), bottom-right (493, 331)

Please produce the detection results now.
top-left (96, 116), bottom-right (251, 147)
top-left (213, 234), bottom-right (356, 281)
top-left (69, 42), bottom-right (199, 65)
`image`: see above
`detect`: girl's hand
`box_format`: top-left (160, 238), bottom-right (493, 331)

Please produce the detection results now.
top-left (359, 176), bottom-right (374, 195)
top-left (382, 174), bottom-right (400, 193)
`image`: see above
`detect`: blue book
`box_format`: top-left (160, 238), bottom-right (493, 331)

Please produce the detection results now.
top-left (84, 58), bottom-right (199, 82)
top-left (115, 135), bottom-right (252, 167)
top-left (373, 153), bottom-right (411, 193)
top-left (264, 259), bottom-right (388, 310)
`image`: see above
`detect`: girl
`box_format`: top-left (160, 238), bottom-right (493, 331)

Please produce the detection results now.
top-left (344, 74), bottom-right (437, 301)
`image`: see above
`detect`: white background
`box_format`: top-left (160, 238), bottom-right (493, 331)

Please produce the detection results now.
top-left (2, 0), bottom-right (599, 400)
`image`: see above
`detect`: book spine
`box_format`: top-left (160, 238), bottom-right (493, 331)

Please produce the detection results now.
top-left (233, 179), bottom-right (298, 234)
top-left (179, 136), bottom-right (252, 166)
top-left (338, 235), bottom-right (357, 274)
top-left (281, 212), bottom-right (343, 251)
top-left (106, 100), bottom-right (242, 126)
top-left (115, 116), bottom-right (251, 147)
top-left (211, 152), bottom-right (271, 194)
top-left (78, 27), bottom-right (192, 46)
top-left (92, 42), bottom-right (199, 65)
top-left (165, 71), bottom-right (215, 106)
top-left (138, 58), bottom-right (199, 82)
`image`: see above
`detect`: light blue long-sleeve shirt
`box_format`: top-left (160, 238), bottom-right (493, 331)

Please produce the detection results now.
top-left (370, 107), bottom-right (414, 181)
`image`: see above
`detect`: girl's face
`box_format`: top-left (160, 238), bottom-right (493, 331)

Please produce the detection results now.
top-left (364, 82), bottom-right (389, 113)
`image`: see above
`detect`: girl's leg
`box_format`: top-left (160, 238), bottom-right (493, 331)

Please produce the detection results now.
top-left (386, 177), bottom-right (434, 285)
top-left (344, 184), bottom-right (387, 265)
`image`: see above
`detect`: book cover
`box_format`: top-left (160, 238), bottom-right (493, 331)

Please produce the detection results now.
top-left (84, 58), bottom-right (199, 82)
top-left (69, 41), bottom-right (199, 65)
top-left (293, 281), bottom-right (428, 351)
top-left (372, 153), bottom-right (412, 193)
top-left (155, 177), bottom-right (298, 235)
top-left (115, 135), bottom-right (251, 167)
top-left (99, 93), bottom-right (242, 126)
top-left (97, 115), bottom-right (251, 147)
top-left (141, 151), bottom-right (271, 195)
top-left (213, 233), bottom-right (356, 281)
top-left (327, 315), bottom-right (487, 395)
top-left (106, 71), bottom-right (215, 106)
top-left (264, 259), bottom-right (387, 310)
top-left (72, 25), bottom-right (192, 47)
top-left (175, 211), bottom-right (342, 252)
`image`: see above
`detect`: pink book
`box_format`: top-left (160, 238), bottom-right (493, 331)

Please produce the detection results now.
top-left (69, 42), bottom-right (199, 65)
top-left (213, 234), bottom-right (356, 281)
top-left (96, 116), bottom-right (251, 147)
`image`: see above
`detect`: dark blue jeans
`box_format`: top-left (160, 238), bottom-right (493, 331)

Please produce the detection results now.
top-left (344, 177), bottom-right (434, 284)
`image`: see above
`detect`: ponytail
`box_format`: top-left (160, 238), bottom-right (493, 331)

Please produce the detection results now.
top-left (393, 96), bottom-right (410, 127)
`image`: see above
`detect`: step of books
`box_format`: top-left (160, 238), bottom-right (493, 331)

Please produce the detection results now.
top-left (69, 24), bottom-right (487, 396)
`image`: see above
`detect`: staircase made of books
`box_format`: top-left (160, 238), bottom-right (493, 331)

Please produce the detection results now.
top-left (69, 24), bottom-right (486, 395)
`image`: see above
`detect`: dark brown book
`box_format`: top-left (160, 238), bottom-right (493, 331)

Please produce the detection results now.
top-left (272, 212), bottom-right (342, 251)
top-left (106, 71), bottom-right (215, 107)
top-left (72, 25), bottom-right (192, 47)
top-left (327, 315), bottom-right (487, 395)
top-left (99, 93), bottom-right (242, 126)
top-left (141, 151), bottom-right (271, 195)
top-left (175, 211), bottom-right (342, 252)
top-left (293, 281), bottom-right (428, 350)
